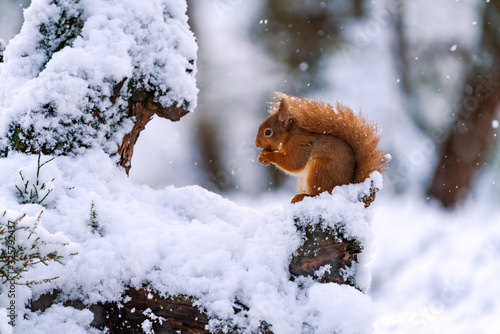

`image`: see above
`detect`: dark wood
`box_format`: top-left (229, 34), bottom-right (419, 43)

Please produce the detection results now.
top-left (118, 87), bottom-right (189, 174)
top-left (29, 287), bottom-right (274, 333)
top-left (0, 38), bottom-right (4, 62)
top-left (289, 223), bottom-right (362, 286)
top-left (428, 75), bottom-right (500, 207)
top-left (29, 288), bottom-right (210, 334)
top-left (359, 183), bottom-right (378, 208)
top-left (96, 289), bottom-right (210, 334)
top-left (289, 185), bottom-right (377, 286)
top-left (428, 2), bottom-right (500, 207)
top-left (118, 102), bottom-right (155, 174)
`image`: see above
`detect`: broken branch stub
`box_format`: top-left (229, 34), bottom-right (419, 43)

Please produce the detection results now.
top-left (118, 87), bottom-right (189, 174)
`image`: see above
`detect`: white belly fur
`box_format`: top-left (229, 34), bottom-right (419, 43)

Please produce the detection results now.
top-left (296, 161), bottom-right (312, 194)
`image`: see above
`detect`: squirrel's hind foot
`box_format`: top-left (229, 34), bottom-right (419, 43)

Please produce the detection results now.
top-left (291, 193), bottom-right (313, 203)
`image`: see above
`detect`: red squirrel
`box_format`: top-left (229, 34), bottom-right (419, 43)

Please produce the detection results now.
top-left (255, 93), bottom-right (386, 203)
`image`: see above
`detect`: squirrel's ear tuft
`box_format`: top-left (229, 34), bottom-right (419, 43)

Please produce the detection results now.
top-left (277, 98), bottom-right (291, 129)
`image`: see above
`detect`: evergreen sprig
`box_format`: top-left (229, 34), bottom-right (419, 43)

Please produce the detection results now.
top-left (15, 152), bottom-right (55, 205)
top-left (89, 201), bottom-right (102, 236)
top-left (0, 211), bottom-right (66, 288)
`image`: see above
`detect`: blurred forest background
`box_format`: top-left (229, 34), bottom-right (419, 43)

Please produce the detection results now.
top-left (2, 0), bottom-right (498, 208)
top-left (2, 1), bottom-right (500, 332)
top-left (150, 0), bottom-right (499, 209)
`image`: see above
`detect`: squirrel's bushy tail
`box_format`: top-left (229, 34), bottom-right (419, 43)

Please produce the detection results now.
top-left (273, 93), bottom-right (386, 183)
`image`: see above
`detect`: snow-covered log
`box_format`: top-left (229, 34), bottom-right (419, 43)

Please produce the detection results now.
top-left (0, 151), bottom-right (379, 333)
top-left (29, 288), bottom-right (212, 333)
top-left (26, 183), bottom-right (379, 333)
top-left (0, 149), bottom-right (378, 333)
top-left (0, 0), bottom-right (198, 173)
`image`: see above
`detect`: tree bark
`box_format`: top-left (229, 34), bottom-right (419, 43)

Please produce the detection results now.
top-left (428, 73), bottom-right (500, 207)
top-left (29, 288), bottom-right (210, 334)
top-left (118, 89), bottom-right (189, 175)
top-left (289, 223), bottom-right (362, 286)
top-left (289, 185), bottom-right (376, 287)
top-left (0, 40), bottom-right (4, 63)
top-left (428, 2), bottom-right (500, 207)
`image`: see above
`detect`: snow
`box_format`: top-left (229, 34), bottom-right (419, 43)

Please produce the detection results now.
top-left (369, 195), bottom-right (500, 333)
top-left (0, 0), bottom-right (197, 156)
top-left (15, 305), bottom-right (98, 334)
top-left (307, 284), bottom-right (374, 334)
top-left (0, 1), bottom-right (29, 43)
top-left (0, 308), bottom-right (13, 334)
top-left (406, 0), bottom-right (480, 48)
top-left (141, 319), bottom-right (153, 334)
top-left (0, 150), bottom-right (377, 333)
top-left (2, 0), bottom-right (498, 333)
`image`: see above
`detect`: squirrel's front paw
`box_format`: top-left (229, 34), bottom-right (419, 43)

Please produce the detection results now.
top-left (258, 151), bottom-right (272, 165)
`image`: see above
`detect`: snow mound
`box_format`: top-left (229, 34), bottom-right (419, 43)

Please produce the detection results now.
top-left (0, 151), bottom-right (379, 333)
top-left (15, 305), bottom-right (98, 334)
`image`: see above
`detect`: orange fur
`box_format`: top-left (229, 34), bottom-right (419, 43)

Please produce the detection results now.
top-left (270, 93), bottom-right (386, 183)
top-left (255, 92), bottom-right (386, 203)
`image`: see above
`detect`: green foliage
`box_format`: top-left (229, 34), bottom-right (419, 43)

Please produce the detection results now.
top-left (0, 154), bottom-right (74, 290)
top-left (0, 0), bottom-right (129, 158)
top-left (89, 201), bottom-right (103, 236)
top-left (1, 124), bottom-right (30, 157)
top-left (15, 153), bottom-right (55, 205)
top-left (38, 0), bottom-right (85, 71)
top-left (0, 211), bottom-right (67, 288)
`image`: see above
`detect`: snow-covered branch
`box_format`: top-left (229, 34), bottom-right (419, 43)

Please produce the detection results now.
top-left (0, 0), bottom-right (197, 172)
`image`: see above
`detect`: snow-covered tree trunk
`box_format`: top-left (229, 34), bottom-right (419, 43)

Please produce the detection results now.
top-left (0, 0), bottom-right (198, 174)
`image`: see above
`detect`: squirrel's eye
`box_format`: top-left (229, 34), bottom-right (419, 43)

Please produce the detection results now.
top-left (264, 129), bottom-right (272, 136)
